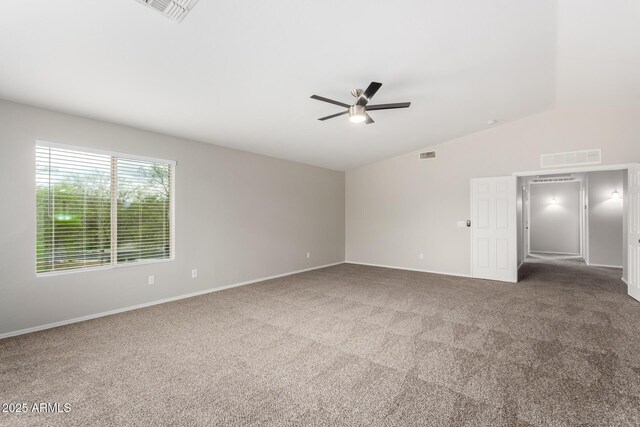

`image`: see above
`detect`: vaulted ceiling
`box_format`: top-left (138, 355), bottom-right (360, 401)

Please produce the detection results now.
top-left (0, 1), bottom-right (638, 170)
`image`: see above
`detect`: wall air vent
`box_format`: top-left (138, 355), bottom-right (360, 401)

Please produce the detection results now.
top-left (420, 151), bottom-right (436, 159)
top-left (134, 0), bottom-right (200, 22)
top-left (532, 175), bottom-right (577, 183)
top-left (540, 149), bottom-right (601, 169)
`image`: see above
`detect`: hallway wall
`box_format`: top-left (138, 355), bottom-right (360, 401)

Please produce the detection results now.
top-left (588, 170), bottom-right (624, 267)
top-left (529, 181), bottom-right (581, 255)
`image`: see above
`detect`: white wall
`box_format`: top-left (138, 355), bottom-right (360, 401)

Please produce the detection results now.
top-left (0, 100), bottom-right (345, 336)
top-left (588, 170), bottom-right (624, 267)
top-left (529, 181), bottom-right (581, 255)
top-left (346, 107), bottom-right (640, 276)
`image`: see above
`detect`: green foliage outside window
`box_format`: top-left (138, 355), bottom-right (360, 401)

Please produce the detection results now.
top-left (36, 145), bottom-right (172, 274)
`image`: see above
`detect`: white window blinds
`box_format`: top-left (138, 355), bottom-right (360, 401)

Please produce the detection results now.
top-left (116, 158), bottom-right (172, 264)
top-left (36, 143), bottom-right (174, 274)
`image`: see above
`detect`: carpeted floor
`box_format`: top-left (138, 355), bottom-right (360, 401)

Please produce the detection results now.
top-left (1, 261), bottom-right (639, 426)
top-left (526, 252), bottom-right (585, 264)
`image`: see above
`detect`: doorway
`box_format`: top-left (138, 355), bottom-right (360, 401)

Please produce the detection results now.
top-left (470, 163), bottom-right (640, 303)
top-left (526, 176), bottom-right (584, 263)
top-left (520, 170), bottom-right (625, 269)
top-left (514, 165), bottom-right (638, 301)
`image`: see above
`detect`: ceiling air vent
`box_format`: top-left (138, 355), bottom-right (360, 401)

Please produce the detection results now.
top-left (540, 149), bottom-right (601, 169)
top-left (420, 151), bottom-right (436, 159)
top-left (135, 0), bottom-right (200, 22)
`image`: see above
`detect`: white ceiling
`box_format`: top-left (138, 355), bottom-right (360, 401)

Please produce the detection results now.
top-left (0, 1), bottom-right (637, 170)
top-left (556, 0), bottom-right (640, 108)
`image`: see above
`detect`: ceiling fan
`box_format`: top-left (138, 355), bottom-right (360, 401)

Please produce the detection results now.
top-left (311, 82), bottom-right (411, 124)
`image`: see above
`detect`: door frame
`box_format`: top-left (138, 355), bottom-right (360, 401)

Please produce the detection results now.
top-left (514, 164), bottom-right (636, 177)
top-left (582, 175), bottom-right (589, 264)
top-left (521, 178), bottom-right (529, 264)
top-left (627, 165), bottom-right (640, 301)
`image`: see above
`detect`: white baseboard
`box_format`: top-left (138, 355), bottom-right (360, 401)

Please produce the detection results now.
top-left (529, 251), bottom-right (581, 256)
top-left (345, 261), bottom-right (471, 278)
top-left (587, 263), bottom-right (623, 269)
top-left (0, 262), bottom-right (344, 340)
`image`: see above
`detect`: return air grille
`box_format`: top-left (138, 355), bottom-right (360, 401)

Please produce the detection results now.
top-left (540, 149), bottom-right (601, 169)
top-left (135, 0), bottom-right (200, 22)
top-left (532, 176), bottom-right (577, 183)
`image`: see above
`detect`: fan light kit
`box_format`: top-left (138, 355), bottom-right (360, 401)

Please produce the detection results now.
top-left (311, 82), bottom-right (411, 125)
top-left (349, 105), bottom-right (367, 123)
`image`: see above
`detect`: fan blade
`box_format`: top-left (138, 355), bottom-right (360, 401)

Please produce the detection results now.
top-left (311, 95), bottom-right (350, 108)
top-left (366, 102), bottom-right (411, 111)
top-left (318, 110), bottom-right (348, 121)
top-left (365, 114), bottom-right (375, 124)
top-left (356, 82), bottom-right (382, 106)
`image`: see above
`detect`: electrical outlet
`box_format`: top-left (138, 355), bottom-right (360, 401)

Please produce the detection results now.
top-left (191, 269), bottom-right (198, 279)
top-left (419, 253), bottom-right (424, 260)
top-left (148, 275), bottom-right (155, 285)
top-left (306, 252), bottom-right (310, 259)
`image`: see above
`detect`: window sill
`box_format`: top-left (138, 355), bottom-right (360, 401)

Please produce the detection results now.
top-left (35, 258), bottom-right (176, 278)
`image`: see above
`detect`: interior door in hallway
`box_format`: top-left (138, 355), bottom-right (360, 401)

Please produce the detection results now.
top-left (471, 176), bottom-right (517, 283)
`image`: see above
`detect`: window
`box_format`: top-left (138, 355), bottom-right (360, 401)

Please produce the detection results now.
top-left (36, 142), bottom-right (174, 274)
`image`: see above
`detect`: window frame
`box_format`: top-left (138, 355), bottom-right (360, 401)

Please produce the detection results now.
top-left (35, 140), bottom-right (176, 277)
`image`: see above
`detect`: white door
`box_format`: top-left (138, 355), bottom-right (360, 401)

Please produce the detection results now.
top-left (471, 176), bottom-right (518, 283)
top-left (628, 166), bottom-right (640, 302)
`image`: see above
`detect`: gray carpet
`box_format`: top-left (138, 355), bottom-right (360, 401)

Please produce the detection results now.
top-left (1, 262), bottom-right (640, 426)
